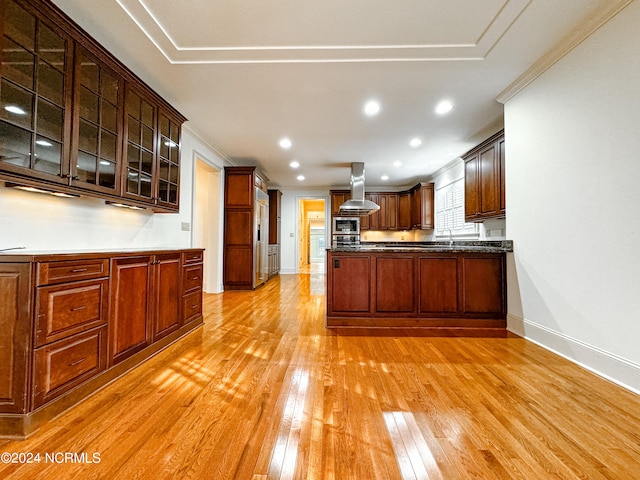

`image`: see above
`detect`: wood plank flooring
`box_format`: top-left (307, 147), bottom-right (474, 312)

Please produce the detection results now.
top-left (1, 273), bottom-right (640, 479)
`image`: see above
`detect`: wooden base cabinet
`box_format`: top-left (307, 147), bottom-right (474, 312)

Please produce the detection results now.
top-left (0, 248), bottom-right (203, 438)
top-left (327, 250), bottom-right (506, 329)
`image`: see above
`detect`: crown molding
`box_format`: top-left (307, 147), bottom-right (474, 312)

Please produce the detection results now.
top-left (497, 0), bottom-right (634, 104)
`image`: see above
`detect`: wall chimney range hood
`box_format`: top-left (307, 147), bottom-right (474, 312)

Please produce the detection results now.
top-left (338, 162), bottom-right (380, 216)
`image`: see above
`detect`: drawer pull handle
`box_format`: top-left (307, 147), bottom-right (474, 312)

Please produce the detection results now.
top-left (190, 276), bottom-right (199, 280)
top-left (191, 305), bottom-right (197, 309)
top-left (71, 268), bottom-right (88, 273)
top-left (70, 305), bottom-right (87, 312)
top-left (68, 357), bottom-right (87, 367)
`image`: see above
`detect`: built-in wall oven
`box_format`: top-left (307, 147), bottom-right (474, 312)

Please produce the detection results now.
top-left (332, 217), bottom-right (360, 246)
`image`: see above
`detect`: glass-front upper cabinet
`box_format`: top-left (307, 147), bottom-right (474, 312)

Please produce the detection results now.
top-left (0, 0), bottom-right (72, 183)
top-left (123, 85), bottom-right (156, 203)
top-left (157, 111), bottom-right (181, 209)
top-left (70, 46), bottom-right (123, 194)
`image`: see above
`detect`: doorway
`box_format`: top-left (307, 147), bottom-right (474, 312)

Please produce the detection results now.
top-left (298, 198), bottom-right (326, 274)
top-left (193, 157), bottom-right (223, 293)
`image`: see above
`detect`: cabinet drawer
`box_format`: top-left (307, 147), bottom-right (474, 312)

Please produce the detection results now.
top-left (182, 264), bottom-right (203, 293)
top-left (182, 290), bottom-right (202, 323)
top-left (35, 278), bottom-right (109, 347)
top-left (33, 327), bottom-right (107, 408)
top-left (37, 259), bottom-right (109, 286)
top-left (182, 250), bottom-right (203, 265)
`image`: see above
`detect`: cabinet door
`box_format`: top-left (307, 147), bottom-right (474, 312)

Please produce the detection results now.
top-left (122, 86), bottom-right (156, 204)
top-left (461, 256), bottom-right (505, 316)
top-left (384, 193), bottom-right (398, 230)
top-left (398, 191), bottom-right (411, 230)
top-left (499, 137), bottom-right (506, 214)
top-left (375, 256), bottom-right (414, 313)
top-left (0, 0), bottom-right (72, 184)
top-left (109, 256), bottom-right (151, 364)
top-left (366, 193), bottom-right (380, 230)
top-left (153, 253), bottom-right (181, 341)
top-left (0, 263), bottom-right (32, 414)
top-left (479, 143), bottom-right (499, 216)
top-left (419, 257), bottom-right (458, 314)
top-left (330, 191), bottom-right (349, 217)
top-left (328, 256), bottom-right (371, 314)
top-left (156, 111), bottom-right (181, 209)
top-left (464, 154), bottom-right (480, 220)
top-left (70, 46), bottom-right (123, 195)
top-left (419, 184), bottom-right (434, 229)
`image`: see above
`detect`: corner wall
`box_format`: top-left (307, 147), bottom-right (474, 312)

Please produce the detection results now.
top-left (504, 1), bottom-right (640, 392)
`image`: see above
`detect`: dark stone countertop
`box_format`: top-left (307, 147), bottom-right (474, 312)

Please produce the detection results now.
top-left (328, 240), bottom-right (513, 254)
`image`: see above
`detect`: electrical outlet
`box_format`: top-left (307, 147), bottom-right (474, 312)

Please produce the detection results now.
top-left (181, 222), bottom-right (191, 232)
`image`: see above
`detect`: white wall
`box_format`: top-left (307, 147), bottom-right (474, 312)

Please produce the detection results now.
top-left (504, 1), bottom-right (640, 393)
top-left (0, 127), bottom-right (225, 255)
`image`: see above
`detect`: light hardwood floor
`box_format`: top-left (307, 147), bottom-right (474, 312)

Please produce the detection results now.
top-left (1, 273), bottom-right (639, 479)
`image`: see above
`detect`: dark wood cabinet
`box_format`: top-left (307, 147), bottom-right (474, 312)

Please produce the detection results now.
top-left (0, 248), bottom-right (203, 437)
top-left (398, 191), bottom-right (411, 230)
top-left (152, 252), bottom-right (182, 341)
top-left (411, 183), bottom-right (435, 230)
top-left (418, 257), bottom-right (458, 314)
top-left (464, 130), bottom-right (505, 222)
top-left (109, 256), bottom-right (152, 365)
top-left (327, 255), bottom-right (371, 314)
top-left (223, 166), bottom-right (268, 290)
top-left (326, 250), bottom-right (505, 328)
top-left (330, 190), bottom-right (349, 217)
top-left (0, 263), bottom-right (32, 414)
top-left (181, 250), bottom-right (203, 324)
top-left (0, 0), bottom-right (186, 212)
top-left (330, 186), bottom-right (431, 232)
top-left (375, 255), bottom-right (414, 313)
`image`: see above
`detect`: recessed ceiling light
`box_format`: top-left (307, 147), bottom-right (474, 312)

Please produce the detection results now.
top-left (289, 160), bottom-right (300, 169)
top-left (410, 138), bottom-right (422, 148)
top-left (296, 174), bottom-right (305, 181)
top-left (381, 174), bottom-right (389, 181)
top-left (5, 105), bottom-right (26, 115)
top-left (393, 160), bottom-right (402, 167)
top-left (279, 137), bottom-right (292, 149)
top-left (435, 100), bottom-right (453, 115)
top-left (363, 100), bottom-right (381, 117)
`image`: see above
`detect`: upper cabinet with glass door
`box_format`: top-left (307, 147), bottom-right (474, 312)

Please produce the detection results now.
top-left (0, 0), bottom-right (72, 184)
top-left (71, 46), bottom-right (123, 195)
top-left (0, 0), bottom-right (186, 212)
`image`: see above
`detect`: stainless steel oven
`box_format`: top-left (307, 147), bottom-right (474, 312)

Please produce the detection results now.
top-left (332, 234), bottom-right (360, 247)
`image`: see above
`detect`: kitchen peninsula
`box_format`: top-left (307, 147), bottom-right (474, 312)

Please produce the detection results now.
top-left (326, 241), bottom-right (512, 330)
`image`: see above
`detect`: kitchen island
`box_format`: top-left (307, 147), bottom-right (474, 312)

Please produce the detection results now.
top-left (326, 241), bottom-right (512, 330)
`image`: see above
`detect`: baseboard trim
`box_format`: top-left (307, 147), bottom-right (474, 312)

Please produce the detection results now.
top-left (507, 314), bottom-right (640, 395)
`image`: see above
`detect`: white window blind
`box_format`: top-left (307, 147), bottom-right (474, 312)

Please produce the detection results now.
top-left (435, 178), bottom-right (478, 237)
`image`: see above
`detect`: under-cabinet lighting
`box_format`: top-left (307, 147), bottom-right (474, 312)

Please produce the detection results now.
top-left (8, 184), bottom-right (79, 198)
top-left (105, 201), bottom-right (145, 210)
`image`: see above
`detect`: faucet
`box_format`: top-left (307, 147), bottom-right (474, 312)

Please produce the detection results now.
top-left (443, 228), bottom-right (453, 247)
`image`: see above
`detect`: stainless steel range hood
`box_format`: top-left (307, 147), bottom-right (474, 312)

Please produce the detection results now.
top-left (338, 162), bottom-right (380, 216)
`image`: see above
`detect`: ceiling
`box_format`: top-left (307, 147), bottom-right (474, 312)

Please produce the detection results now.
top-left (51, 0), bottom-right (619, 189)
